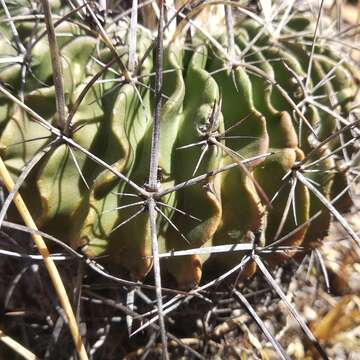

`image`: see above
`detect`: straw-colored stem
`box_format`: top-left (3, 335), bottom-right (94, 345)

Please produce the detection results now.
top-left (0, 328), bottom-right (39, 360)
top-left (0, 158), bottom-right (88, 360)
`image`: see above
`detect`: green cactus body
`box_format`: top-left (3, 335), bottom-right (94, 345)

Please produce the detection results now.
top-left (0, 4), bottom-right (358, 289)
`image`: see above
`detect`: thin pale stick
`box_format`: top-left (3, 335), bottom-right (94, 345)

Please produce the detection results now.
top-left (145, 3), bottom-right (169, 357)
top-left (305, 0), bottom-right (325, 90)
top-left (0, 158), bottom-right (88, 360)
top-left (128, 0), bottom-right (138, 72)
top-left (85, 290), bottom-right (204, 359)
top-left (41, 0), bottom-right (67, 133)
top-left (148, 198), bottom-right (169, 359)
top-left (192, 144), bottom-right (209, 176)
top-left (233, 289), bottom-right (290, 360)
top-left (157, 152), bottom-right (273, 197)
top-left (212, 138), bottom-right (271, 206)
top-left (68, 146), bottom-right (89, 189)
top-left (156, 205), bottom-right (190, 245)
top-left (0, 249), bottom-right (69, 261)
top-left (84, 2), bottom-right (131, 81)
top-left (131, 294), bottom-right (185, 337)
top-left (110, 207), bottom-right (144, 233)
top-left (254, 255), bottom-right (329, 360)
top-left (1, 221), bottom-right (185, 295)
top-left (0, 0), bottom-right (26, 54)
top-left (190, 255), bottom-right (251, 295)
top-left (0, 328), bottom-right (38, 360)
top-left (156, 201), bottom-right (201, 222)
top-left (0, 141), bottom-right (56, 228)
top-left (224, 5), bottom-right (235, 59)
top-left (274, 176), bottom-right (297, 241)
top-left (267, 172), bottom-right (360, 249)
top-left (102, 201), bottom-right (145, 214)
top-left (296, 171), bottom-right (360, 248)
top-left (314, 249), bottom-right (331, 293)
top-left (303, 138), bottom-right (356, 169)
top-left (126, 288), bottom-right (136, 336)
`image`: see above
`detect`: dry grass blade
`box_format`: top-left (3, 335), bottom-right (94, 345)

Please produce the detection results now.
top-left (0, 328), bottom-right (39, 360)
top-left (3, 262), bottom-right (30, 309)
top-left (0, 158), bottom-right (88, 360)
top-left (233, 289), bottom-right (290, 360)
top-left (254, 255), bottom-right (329, 360)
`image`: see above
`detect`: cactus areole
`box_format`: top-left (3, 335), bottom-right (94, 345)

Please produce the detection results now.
top-left (0, 2), bottom-right (359, 289)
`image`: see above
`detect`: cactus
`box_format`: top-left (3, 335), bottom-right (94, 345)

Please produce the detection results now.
top-left (1, 0), bottom-right (359, 288)
top-left (0, 1), bottom-right (360, 358)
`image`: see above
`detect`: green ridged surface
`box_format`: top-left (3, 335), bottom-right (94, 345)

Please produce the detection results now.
top-left (0, 5), bottom-right (359, 288)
